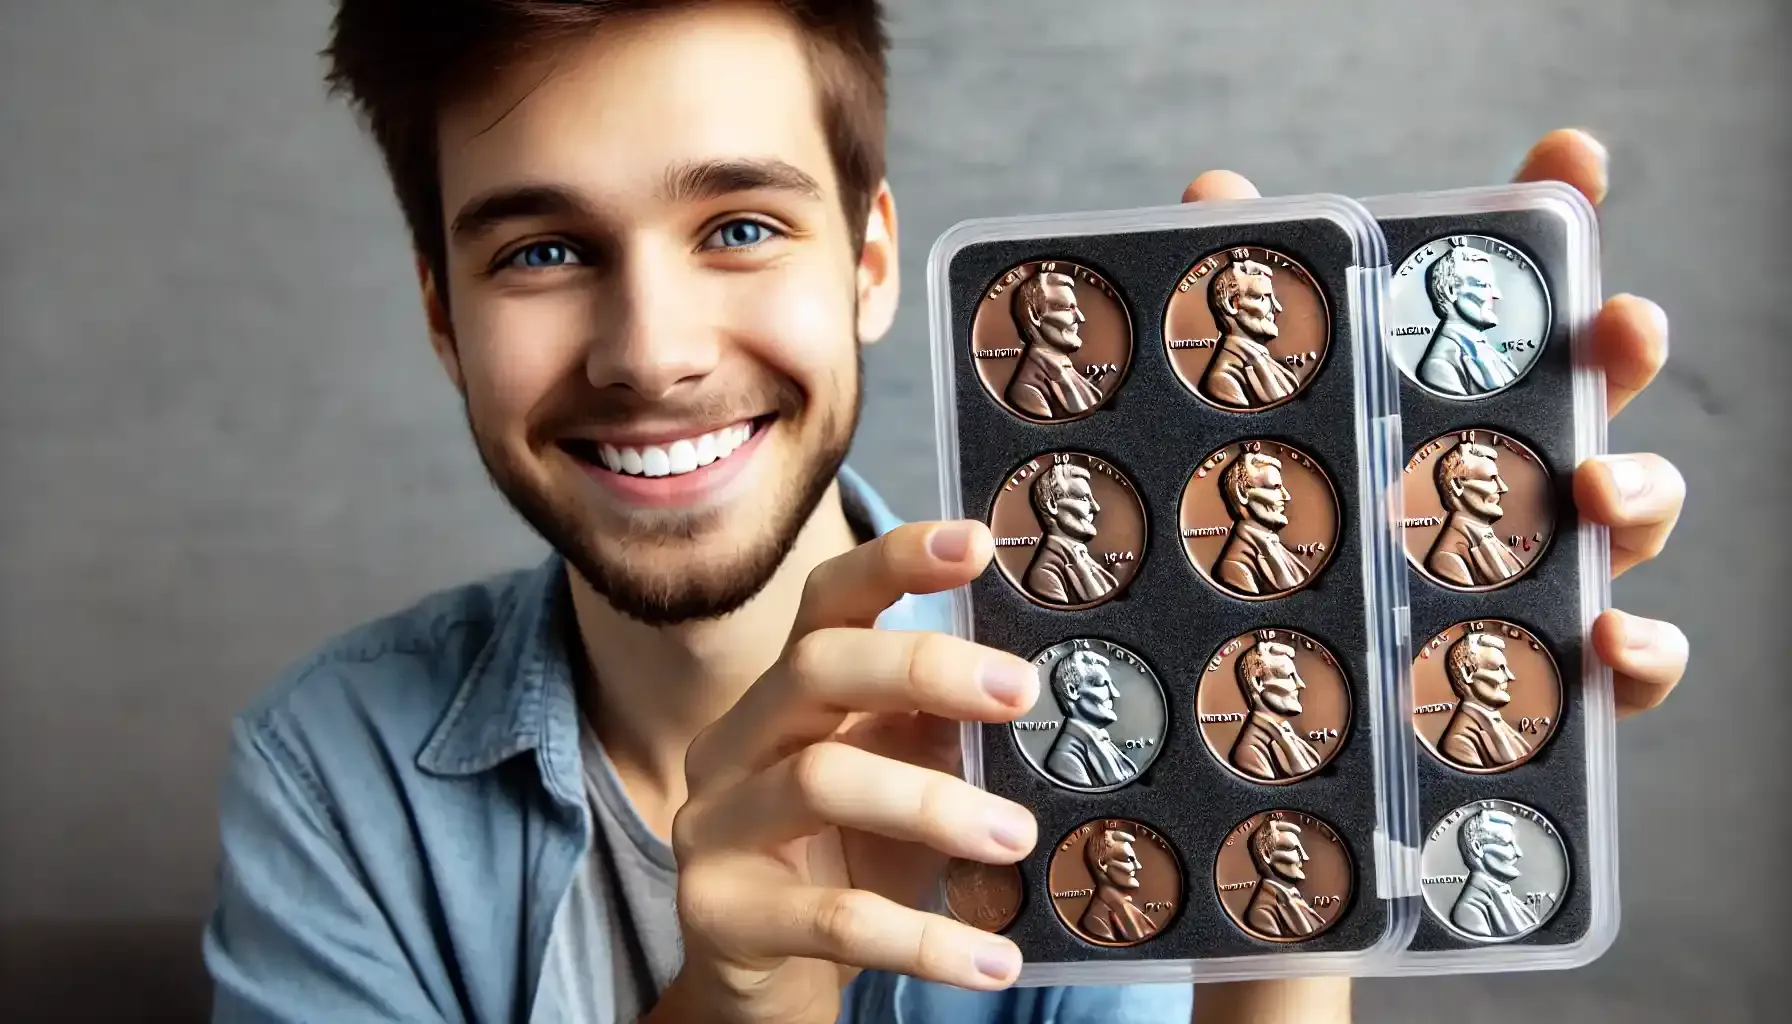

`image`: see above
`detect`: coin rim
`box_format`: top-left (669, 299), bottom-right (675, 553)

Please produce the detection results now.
top-left (1388, 233), bottom-right (1555, 402)
top-left (1212, 809), bottom-right (1356, 944)
top-left (1161, 245), bottom-right (1334, 413)
top-left (1420, 798), bottom-right (1572, 944)
top-left (1196, 627), bottom-right (1354, 786)
top-left (1011, 638), bottom-right (1171, 794)
top-left (1411, 618), bottom-right (1565, 775)
top-left (1402, 428), bottom-right (1558, 594)
top-left (971, 258), bottom-right (1135, 425)
top-left (1177, 439), bottom-right (1343, 602)
top-left (1048, 816), bottom-right (1185, 948)
top-left (988, 451), bottom-right (1149, 611)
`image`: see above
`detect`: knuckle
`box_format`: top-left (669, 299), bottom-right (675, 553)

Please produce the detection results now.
top-left (676, 869), bottom-right (733, 941)
top-left (790, 743), bottom-right (843, 809)
top-left (669, 803), bottom-right (706, 864)
top-left (784, 631), bottom-right (836, 698)
top-left (815, 889), bottom-right (877, 952)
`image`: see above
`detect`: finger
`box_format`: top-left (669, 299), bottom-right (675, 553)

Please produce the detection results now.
top-left (685, 874), bottom-right (1023, 990)
top-left (1513, 128), bottom-right (1609, 206)
top-left (1591, 294), bottom-right (1669, 419)
top-left (1572, 454), bottom-right (1685, 577)
top-left (792, 520), bottom-right (992, 636)
top-left (690, 627), bottom-right (1036, 788)
top-left (1591, 609), bottom-right (1689, 718)
top-left (1181, 169), bottom-right (1261, 203)
top-left (683, 740), bottom-right (1036, 863)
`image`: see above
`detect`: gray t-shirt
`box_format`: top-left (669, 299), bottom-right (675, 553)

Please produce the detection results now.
top-left (536, 718), bottom-right (683, 1023)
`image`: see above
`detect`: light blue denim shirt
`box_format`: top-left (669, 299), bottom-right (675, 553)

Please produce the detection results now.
top-left (202, 465), bottom-right (1195, 1023)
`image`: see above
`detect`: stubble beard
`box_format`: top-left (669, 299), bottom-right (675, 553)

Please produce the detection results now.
top-left (467, 352), bottom-right (864, 628)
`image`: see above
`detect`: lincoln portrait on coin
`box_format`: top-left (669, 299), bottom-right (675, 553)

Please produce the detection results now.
top-left (1438, 632), bottom-right (1532, 770)
top-left (1004, 270), bottom-right (1103, 420)
top-left (1043, 650), bottom-right (1140, 788)
top-left (1426, 440), bottom-right (1526, 588)
top-left (1450, 807), bottom-right (1540, 938)
top-left (1023, 462), bottom-right (1118, 605)
top-left (1244, 819), bottom-right (1326, 939)
top-left (1229, 640), bottom-right (1323, 781)
top-left (1418, 244), bottom-right (1521, 396)
top-left (1079, 826), bottom-right (1158, 943)
top-left (1214, 452), bottom-right (1310, 596)
top-left (1201, 259), bottom-right (1301, 408)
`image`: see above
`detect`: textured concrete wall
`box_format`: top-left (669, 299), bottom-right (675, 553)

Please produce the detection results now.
top-left (2, 1), bottom-right (1783, 1019)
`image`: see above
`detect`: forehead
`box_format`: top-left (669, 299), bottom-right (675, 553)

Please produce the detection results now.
top-left (435, 5), bottom-right (837, 213)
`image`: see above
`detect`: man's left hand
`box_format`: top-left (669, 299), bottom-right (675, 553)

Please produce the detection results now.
top-left (1181, 127), bottom-right (1689, 721)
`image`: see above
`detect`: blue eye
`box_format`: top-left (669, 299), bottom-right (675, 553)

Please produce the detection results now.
top-left (705, 219), bottom-right (779, 250)
top-left (506, 242), bottom-right (581, 269)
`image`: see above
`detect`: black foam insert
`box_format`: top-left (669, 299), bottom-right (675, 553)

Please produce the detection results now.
top-left (1377, 207), bottom-right (1594, 952)
top-left (944, 213), bottom-right (1394, 963)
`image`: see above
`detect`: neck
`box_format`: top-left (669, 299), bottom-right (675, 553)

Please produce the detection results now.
top-left (1224, 330), bottom-right (1270, 353)
top-left (1442, 316), bottom-right (1486, 341)
top-left (568, 480), bottom-right (860, 836)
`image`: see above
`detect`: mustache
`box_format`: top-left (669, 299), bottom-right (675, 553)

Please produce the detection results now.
top-left (532, 376), bottom-right (806, 438)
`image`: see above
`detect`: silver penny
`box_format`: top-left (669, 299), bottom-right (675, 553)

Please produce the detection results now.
top-left (1386, 234), bottom-right (1552, 400)
top-left (1420, 798), bottom-right (1570, 943)
top-left (1010, 638), bottom-right (1167, 794)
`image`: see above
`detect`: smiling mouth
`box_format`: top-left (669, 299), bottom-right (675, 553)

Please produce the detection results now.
top-left (561, 416), bottom-right (772, 479)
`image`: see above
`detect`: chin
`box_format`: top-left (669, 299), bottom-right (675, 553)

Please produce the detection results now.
top-left (477, 416), bottom-right (850, 627)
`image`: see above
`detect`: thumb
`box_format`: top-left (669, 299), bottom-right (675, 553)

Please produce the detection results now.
top-left (1182, 170), bottom-right (1262, 203)
top-left (790, 520), bottom-right (993, 636)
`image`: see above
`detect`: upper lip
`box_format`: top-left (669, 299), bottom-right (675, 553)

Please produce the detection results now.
top-left (560, 416), bottom-right (764, 448)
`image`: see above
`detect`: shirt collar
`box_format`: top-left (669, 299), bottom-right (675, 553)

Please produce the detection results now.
top-left (415, 465), bottom-right (952, 785)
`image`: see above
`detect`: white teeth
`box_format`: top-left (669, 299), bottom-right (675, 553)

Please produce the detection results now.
top-left (641, 447), bottom-right (671, 477)
top-left (590, 420), bottom-right (758, 479)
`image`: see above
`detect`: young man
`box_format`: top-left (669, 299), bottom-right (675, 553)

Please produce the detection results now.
top-left (201, 2), bottom-right (1690, 1021)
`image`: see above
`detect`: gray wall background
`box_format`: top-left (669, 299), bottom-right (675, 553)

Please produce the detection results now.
top-left (2, 1), bottom-right (1784, 1019)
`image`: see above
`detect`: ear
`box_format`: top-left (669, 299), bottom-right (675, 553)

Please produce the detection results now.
top-left (855, 179), bottom-right (900, 346)
top-left (417, 253), bottom-right (465, 392)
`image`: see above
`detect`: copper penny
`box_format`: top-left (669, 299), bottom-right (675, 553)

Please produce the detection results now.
top-left (988, 452), bottom-right (1146, 611)
top-left (1214, 810), bottom-right (1354, 943)
top-left (1412, 619), bottom-right (1563, 774)
top-left (1196, 627), bottom-right (1351, 785)
top-left (1178, 440), bottom-right (1340, 600)
top-left (944, 858), bottom-right (1024, 933)
top-left (1048, 818), bottom-right (1182, 947)
top-left (1402, 428), bottom-right (1555, 592)
top-left (1163, 246), bottom-right (1331, 412)
top-left (971, 259), bottom-right (1133, 423)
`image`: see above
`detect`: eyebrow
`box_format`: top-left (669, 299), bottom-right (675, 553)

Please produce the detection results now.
top-left (660, 158), bottom-right (822, 204)
top-left (450, 184), bottom-right (597, 243)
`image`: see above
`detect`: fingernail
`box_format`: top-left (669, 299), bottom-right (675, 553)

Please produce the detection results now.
top-left (1621, 612), bottom-right (1658, 652)
top-left (1600, 455), bottom-right (1648, 504)
top-left (929, 523), bottom-right (975, 562)
top-left (1571, 128), bottom-right (1609, 169)
top-left (988, 808), bottom-right (1033, 852)
top-left (979, 658), bottom-right (1035, 705)
top-left (974, 939), bottom-right (1021, 981)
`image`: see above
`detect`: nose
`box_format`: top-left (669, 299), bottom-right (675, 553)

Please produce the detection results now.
top-left (583, 246), bottom-right (720, 399)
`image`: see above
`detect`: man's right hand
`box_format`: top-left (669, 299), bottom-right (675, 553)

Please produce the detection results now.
top-left (656, 520), bottom-right (1040, 1024)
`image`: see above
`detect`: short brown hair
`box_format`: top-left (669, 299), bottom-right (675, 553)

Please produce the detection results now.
top-left (322, 0), bottom-right (889, 288)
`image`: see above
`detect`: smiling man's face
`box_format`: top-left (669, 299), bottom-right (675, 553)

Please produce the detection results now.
top-left (425, 5), bottom-right (891, 625)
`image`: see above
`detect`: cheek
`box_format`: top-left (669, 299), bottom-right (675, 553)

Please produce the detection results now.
top-left (723, 267), bottom-right (854, 393)
top-left (456, 291), bottom-right (590, 431)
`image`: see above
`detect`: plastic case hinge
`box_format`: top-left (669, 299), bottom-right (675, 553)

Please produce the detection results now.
top-left (1374, 829), bottom-right (1423, 899)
